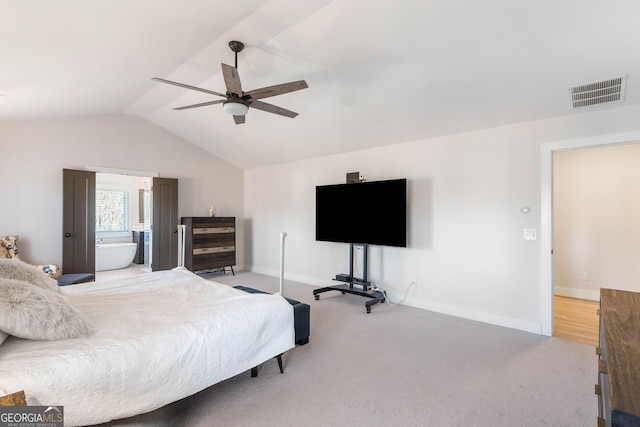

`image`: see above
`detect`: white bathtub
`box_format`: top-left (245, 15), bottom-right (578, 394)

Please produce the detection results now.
top-left (96, 243), bottom-right (137, 271)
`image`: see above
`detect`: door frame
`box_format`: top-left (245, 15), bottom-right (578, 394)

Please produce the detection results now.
top-left (84, 166), bottom-right (162, 269)
top-left (539, 130), bottom-right (640, 336)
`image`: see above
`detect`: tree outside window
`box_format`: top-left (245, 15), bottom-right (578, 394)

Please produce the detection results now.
top-left (96, 189), bottom-right (129, 232)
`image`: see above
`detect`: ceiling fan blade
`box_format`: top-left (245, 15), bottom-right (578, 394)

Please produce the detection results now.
top-left (250, 100), bottom-right (298, 118)
top-left (152, 77), bottom-right (226, 98)
top-left (233, 115), bottom-right (246, 125)
top-left (245, 80), bottom-right (308, 100)
top-left (221, 63), bottom-right (243, 96)
top-left (174, 100), bottom-right (225, 110)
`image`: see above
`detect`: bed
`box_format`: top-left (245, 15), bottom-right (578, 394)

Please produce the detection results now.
top-left (0, 266), bottom-right (295, 426)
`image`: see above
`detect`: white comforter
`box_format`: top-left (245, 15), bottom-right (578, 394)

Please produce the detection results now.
top-left (0, 268), bottom-right (294, 426)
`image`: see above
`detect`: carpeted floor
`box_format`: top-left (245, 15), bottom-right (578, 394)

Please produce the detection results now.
top-left (102, 271), bottom-right (596, 427)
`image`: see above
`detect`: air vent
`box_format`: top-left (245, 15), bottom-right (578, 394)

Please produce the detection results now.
top-left (568, 75), bottom-right (627, 109)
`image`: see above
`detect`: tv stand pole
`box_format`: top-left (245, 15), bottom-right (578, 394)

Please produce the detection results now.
top-left (313, 243), bottom-right (386, 313)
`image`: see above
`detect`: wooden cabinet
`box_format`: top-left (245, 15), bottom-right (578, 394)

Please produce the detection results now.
top-left (597, 288), bottom-right (640, 427)
top-left (181, 217), bottom-right (236, 274)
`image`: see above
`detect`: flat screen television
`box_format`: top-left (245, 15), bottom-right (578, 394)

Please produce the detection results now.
top-left (315, 178), bottom-right (407, 247)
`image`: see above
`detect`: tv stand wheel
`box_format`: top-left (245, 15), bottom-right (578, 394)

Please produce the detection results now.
top-left (366, 306), bottom-right (371, 314)
top-left (314, 294), bottom-right (319, 300)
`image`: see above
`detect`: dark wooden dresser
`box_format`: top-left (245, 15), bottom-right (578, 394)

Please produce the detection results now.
top-left (181, 217), bottom-right (236, 274)
top-left (597, 288), bottom-right (640, 427)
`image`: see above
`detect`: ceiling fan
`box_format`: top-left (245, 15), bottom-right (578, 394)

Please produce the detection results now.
top-left (152, 41), bottom-right (308, 125)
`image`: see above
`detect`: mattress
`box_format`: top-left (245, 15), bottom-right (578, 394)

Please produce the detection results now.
top-left (0, 268), bottom-right (295, 426)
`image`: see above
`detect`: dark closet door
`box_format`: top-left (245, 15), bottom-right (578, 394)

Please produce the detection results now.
top-left (151, 177), bottom-right (178, 271)
top-left (62, 169), bottom-right (96, 274)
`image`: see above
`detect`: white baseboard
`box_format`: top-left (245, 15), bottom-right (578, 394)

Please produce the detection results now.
top-left (554, 286), bottom-right (599, 301)
top-left (404, 297), bottom-right (542, 335)
top-left (248, 266), bottom-right (543, 335)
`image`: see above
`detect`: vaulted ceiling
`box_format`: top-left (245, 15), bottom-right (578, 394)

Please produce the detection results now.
top-left (3, 1), bottom-right (640, 168)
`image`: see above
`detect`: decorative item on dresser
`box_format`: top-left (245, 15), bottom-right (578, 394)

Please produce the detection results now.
top-left (596, 288), bottom-right (640, 427)
top-left (181, 217), bottom-right (236, 275)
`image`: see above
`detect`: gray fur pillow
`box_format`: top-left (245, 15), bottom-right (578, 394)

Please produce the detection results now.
top-left (0, 278), bottom-right (95, 340)
top-left (0, 259), bottom-right (60, 293)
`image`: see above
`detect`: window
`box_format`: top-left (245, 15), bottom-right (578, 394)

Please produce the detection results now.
top-left (96, 189), bottom-right (129, 232)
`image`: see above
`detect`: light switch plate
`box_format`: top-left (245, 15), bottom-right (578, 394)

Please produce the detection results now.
top-left (524, 229), bottom-right (537, 240)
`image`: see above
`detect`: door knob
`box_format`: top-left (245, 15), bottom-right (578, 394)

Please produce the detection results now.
top-left (65, 233), bottom-right (71, 237)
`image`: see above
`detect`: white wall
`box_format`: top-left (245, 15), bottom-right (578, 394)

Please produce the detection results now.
top-left (245, 103), bottom-right (640, 334)
top-left (0, 114), bottom-right (244, 268)
top-left (553, 143), bottom-right (640, 300)
top-left (5, 105), bottom-right (640, 334)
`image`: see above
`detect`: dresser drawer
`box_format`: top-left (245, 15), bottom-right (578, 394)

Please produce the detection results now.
top-left (193, 227), bottom-right (235, 234)
top-left (193, 246), bottom-right (235, 255)
top-left (191, 252), bottom-right (236, 271)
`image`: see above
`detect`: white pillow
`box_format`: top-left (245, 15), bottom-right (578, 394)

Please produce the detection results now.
top-left (0, 330), bottom-right (7, 346)
top-left (0, 259), bottom-right (60, 293)
top-left (0, 278), bottom-right (95, 340)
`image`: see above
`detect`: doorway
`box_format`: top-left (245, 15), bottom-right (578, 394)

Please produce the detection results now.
top-left (63, 167), bottom-right (179, 277)
top-left (540, 130), bottom-right (640, 337)
top-left (95, 173), bottom-right (152, 274)
top-left (551, 143), bottom-right (640, 345)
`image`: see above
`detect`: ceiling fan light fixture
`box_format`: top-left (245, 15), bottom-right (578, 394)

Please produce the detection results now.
top-left (223, 100), bottom-right (249, 116)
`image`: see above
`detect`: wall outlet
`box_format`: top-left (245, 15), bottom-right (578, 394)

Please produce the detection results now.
top-left (581, 272), bottom-right (589, 281)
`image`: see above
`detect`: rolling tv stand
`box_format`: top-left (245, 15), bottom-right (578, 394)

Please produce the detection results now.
top-left (313, 244), bottom-right (385, 313)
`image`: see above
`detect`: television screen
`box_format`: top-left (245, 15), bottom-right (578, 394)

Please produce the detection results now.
top-left (315, 178), bottom-right (407, 247)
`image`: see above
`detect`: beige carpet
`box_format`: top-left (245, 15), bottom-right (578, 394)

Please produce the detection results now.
top-left (102, 271), bottom-right (596, 427)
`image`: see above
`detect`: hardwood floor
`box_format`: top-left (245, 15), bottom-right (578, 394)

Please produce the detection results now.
top-left (554, 295), bottom-right (599, 346)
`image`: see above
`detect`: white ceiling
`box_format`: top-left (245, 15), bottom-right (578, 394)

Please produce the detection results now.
top-left (3, 0), bottom-right (640, 169)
